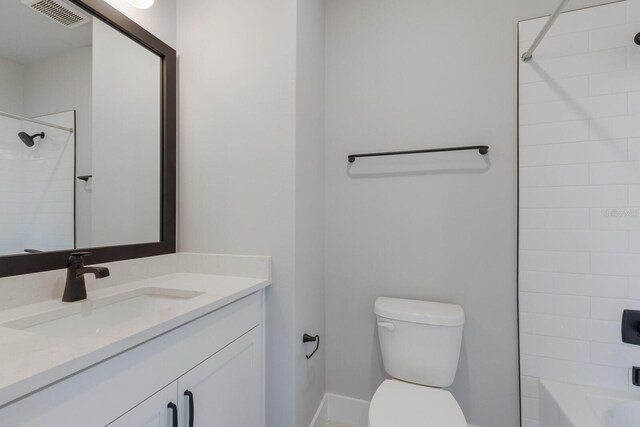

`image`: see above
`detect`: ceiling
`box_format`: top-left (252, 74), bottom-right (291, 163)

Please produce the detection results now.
top-left (0, 0), bottom-right (92, 65)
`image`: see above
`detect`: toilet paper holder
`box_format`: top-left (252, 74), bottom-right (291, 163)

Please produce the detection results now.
top-left (303, 333), bottom-right (320, 360)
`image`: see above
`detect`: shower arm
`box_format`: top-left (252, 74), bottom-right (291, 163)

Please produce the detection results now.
top-left (521, 0), bottom-right (570, 62)
top-left (0, 110), bottom-right (74, 133)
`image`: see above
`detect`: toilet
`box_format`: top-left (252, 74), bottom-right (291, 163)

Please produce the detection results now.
top-left (369, 297), bottom-right (467, 427)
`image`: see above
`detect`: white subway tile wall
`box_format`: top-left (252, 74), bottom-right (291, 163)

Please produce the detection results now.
top-left (519, 3), bottom-right (640, 426)
top-left (0, 112), bottom-right (74, 255)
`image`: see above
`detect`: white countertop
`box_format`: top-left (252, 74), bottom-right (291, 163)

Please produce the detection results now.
top-left (0, 272), bottom-right (270, 408)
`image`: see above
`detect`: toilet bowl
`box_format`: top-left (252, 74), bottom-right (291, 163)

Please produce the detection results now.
top-left (369, 380), bottom-right (467, 427)
top-left (369, 297), bottom-right (467, 427)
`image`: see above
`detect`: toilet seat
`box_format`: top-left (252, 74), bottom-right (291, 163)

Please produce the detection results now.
top-left (368, 380), bottom-right (467, 427)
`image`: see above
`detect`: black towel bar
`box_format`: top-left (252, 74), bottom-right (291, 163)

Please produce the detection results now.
top-left (347, 145), bottom-right (489, 163)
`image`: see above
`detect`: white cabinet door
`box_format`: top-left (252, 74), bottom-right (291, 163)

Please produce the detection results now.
top-left (178, 326), bottom-right (263, 427)
top-left (108, 383), bottom-right (178, 427)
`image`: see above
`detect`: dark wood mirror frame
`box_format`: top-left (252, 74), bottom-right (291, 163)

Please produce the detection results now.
top-left (0, 0), bottom-right (177, 278)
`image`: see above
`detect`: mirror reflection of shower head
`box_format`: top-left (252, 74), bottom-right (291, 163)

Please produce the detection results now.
top-left (18, 132), bottom-right (45, 147)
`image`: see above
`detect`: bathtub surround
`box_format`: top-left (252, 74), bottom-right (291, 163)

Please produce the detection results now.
top-left (519, 2), bottom-right (640, 426)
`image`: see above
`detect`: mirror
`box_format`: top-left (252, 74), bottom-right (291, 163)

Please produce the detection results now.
top-left (0, 0), bottom-right (164, 257)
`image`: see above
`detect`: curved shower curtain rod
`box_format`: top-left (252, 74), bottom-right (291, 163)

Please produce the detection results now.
top-left (522, 0), bottom-right (570, 62)
top-left (0, 110), bottom-right (74, 133)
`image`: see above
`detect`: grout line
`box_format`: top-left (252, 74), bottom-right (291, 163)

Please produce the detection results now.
top-left (520, 183), bottom-right (632, 189)
top-left (521, 110), bottom-right (632, 127)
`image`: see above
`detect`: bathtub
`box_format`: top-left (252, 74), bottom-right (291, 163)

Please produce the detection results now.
top-left (540, 379), bottom-right (640, 427)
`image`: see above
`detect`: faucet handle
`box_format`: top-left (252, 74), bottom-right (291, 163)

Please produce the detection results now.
top-left (68, 252), bottom-right (92, 266)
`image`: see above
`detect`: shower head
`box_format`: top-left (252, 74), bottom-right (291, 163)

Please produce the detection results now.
top-left (18, 132), bottom-right (45, 147)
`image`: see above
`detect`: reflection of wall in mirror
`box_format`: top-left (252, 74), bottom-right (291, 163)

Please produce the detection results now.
top-left (0, 56), bottom-right (24, 115)
top-left (0, 114), bottom-right (24, 255)
top-left (91, 19), bottom-right (161, 247)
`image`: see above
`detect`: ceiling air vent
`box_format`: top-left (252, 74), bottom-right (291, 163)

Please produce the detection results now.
top-left (22, 0), bottom-right (91, 29)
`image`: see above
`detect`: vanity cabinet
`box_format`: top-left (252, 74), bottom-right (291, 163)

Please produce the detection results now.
top-left (177, 327), bottom-right (263, 427)
top-left (0, 292), bottom-right (265, 427)
top-left (110, 327), bottom-right (262, 427)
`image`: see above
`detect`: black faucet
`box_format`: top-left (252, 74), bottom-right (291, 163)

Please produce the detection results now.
top-left (62, 252), bottom-right (110, 302)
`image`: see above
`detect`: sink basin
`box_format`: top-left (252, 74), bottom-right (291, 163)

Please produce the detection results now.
top-left (1, 287), bottom-right (203, 340)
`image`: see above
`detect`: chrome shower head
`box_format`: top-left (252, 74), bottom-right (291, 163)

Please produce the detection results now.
top-left (18, 132), bottom-right (44, 147)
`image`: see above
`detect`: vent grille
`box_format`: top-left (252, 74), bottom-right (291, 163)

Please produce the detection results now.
top-left (22, 0), bottom-right (90, 29)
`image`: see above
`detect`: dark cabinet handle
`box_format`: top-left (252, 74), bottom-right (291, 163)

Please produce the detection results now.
top-left (167, 402), bottom-right (178, 427)
top-left (184, 390), bottom-right (194, 427)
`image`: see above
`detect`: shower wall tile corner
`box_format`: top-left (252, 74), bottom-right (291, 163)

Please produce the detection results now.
top-left (519, 2), bottom-right (640, 426)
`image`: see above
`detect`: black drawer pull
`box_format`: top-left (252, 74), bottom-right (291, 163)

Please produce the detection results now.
top-left (167, 402), bottom-right (178, 427)
top-left (184, 390), bottom-right (194, 427)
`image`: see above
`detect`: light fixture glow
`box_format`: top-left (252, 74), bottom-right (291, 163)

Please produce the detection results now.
top-left (126, 0), bottom-right (155, 9)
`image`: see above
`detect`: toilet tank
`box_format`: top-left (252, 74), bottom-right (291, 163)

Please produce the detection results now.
top-left (375, 297), bottom-right (464, 388)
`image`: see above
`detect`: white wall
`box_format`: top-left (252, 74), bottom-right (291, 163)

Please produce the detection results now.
top-left (91, 19), bottom-right (161, 248)
top-left (0, 115), bottom-right (25, 255)
top-left (177, 1), bottom-right (298, 426)
top-left (323, 1), bottom-right (617, 427)
top-left (295, 1), bottom-right (326, 426)
top-left (0, 58), bottom-right (27, 254)
top-left (23, 47), bottom-right (93, 248)
top-left (178, 1), bottom-right (327, 426)
top-left (102, 0), bottom-right (176, 49)
top-left (0, 56), bottom-right (24, 115)
top-left (519, 2), bottom-right (640, 426)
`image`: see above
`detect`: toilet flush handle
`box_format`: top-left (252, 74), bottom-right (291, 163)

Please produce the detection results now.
top-left (378, 321), bottom-right (395, 331)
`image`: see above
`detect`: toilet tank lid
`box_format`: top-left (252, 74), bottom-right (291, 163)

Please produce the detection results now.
top-left (375, 297), bottom-right (464, 326)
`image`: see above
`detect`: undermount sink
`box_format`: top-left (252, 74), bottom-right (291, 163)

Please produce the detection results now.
top-left (1, 287), bottom-right (204, 340)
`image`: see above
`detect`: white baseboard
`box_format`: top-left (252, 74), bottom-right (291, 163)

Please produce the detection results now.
top-left (309, 393), bottom-right (370, 427)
